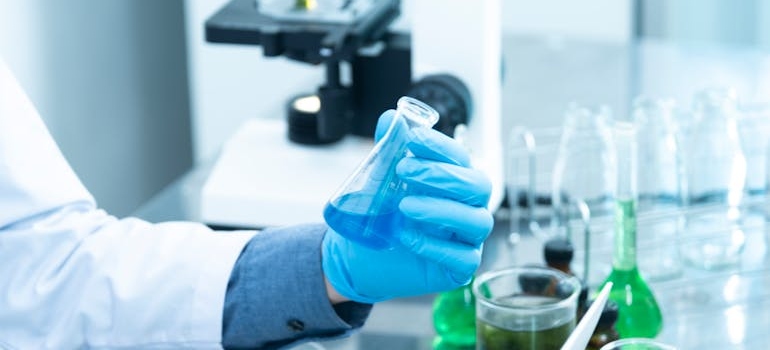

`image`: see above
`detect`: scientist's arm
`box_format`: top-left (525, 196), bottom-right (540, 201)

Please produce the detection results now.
top-left (222, 224), bottom-right (372, 349)
top-left (0, 57), bottom-right (368, 349)
top-left (220, 110), bottom-right (494, 348)
top-left (0, 58), bottom-right (256, 349)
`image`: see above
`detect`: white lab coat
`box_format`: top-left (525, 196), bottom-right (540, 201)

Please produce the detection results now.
top-left (0, 57), bottom-right (255, 349)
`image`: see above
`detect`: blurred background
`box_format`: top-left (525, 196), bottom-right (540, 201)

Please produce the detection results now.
top-left (1, 0), bottom-right (769, 216)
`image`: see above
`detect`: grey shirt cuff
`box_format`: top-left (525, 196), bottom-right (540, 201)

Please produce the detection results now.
top-left (222, 223), bottom-right (373, 349)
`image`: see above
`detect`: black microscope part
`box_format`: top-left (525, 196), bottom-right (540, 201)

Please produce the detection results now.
top-left (206, 0), bottom-right (401, 64)
top-left (407, 74), bottom-right (472, 137)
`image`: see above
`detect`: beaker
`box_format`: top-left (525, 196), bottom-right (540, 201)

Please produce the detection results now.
top-left (680, 87), bottom-right (747, 270)
top-left (473, 266), bottom-right (581, 350)
top-left (323, 96), bottom-right (439, 250)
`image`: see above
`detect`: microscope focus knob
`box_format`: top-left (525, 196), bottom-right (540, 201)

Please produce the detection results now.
top-left (407, 74), bottom-right (472, 137)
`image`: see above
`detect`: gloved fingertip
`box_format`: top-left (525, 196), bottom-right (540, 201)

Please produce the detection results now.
top-left (448, 268), bottom-right (475, 286)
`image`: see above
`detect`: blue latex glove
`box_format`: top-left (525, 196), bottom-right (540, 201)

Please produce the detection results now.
top-left (322, 110), bottom-right (494, 304)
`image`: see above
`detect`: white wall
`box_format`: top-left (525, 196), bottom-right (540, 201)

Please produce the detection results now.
top-left (0, 0), bottom-right (192, 216)
top-left (0, 1), bottom-right (48, 114)
top-left (641, 0), bottom-right (770, 48)
top-left (185, 0), bottom-right (324, 164)
top-left (501, 0), bottom-right (634, 43)
top-left (184, 0), bottom-right (634, 165)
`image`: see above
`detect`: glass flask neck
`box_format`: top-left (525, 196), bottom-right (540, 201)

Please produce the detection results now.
top-left (614, 122), bottom-right (636, 199)
top-left (613, 122), bottom-right (638, 271)
top-left (396, 96), bottom-right (439, 129)
top-left (692, 87), bottom-right (739, 124)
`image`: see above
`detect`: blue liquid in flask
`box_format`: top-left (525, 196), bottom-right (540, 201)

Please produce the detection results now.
top-left (324, 193), bottom-right (403, 249)
top-left (323, 97), bottom-right (439, 249)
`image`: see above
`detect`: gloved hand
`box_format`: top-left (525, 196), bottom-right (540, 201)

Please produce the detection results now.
top-left (321, 110), bottom-right (494, 304)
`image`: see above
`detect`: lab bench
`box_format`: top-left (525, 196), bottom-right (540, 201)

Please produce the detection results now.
top-left (134, 35), bottom-right (770, 349)
top-left (133, 160), bottom-right (770, 350)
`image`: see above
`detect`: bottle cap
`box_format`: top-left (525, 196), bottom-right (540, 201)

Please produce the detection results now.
top-left (544, 237), bottom-right (574, 265)
top-left (518, 272), bottom-right (552, 295)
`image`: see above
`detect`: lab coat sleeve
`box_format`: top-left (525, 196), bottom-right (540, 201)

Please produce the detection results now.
top-left (222, 224), bottom-right (373, 349)
top-left (0, 57), bottom-right (254, 349)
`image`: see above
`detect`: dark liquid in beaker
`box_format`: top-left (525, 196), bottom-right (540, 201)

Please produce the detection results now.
top-left (323, 192), bottom-right (402, 249)
top-left (476, 294), bottom-right (574, 350)
top-left (477, 319), bottom-right (573, 350)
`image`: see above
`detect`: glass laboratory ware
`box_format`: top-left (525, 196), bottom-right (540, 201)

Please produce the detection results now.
top-left (679, 88), bottom-right (746, 269)
top-left (600, 122), bottom-right (663, 339)
top-left (586, 299), bottom-right (620, 350)
top-left (599, 338), bottom-right (677, 350)
top-left (432, 279), bottom-right (476, 350)
top-left (323, 96), bottom-right (439, 249)
top-left (543, 237), bottom-right (588, 319)
top-left (737, 101), bottom-right (770, 198)
top-left (543, 237), bottom-right (576, 275)
top-left (473, 266), bottom-right (581, 350)
top-left (551, 103), bottom-right (616, 284)
top-left (507, 127), bottom-right (564, 235)
top-left (632, 97), bottom-right (683, 281)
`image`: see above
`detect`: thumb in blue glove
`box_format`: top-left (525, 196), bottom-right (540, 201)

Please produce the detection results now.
top-left (322, 109), bottom-right (494, 304)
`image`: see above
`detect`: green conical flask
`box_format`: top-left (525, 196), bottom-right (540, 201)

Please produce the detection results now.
top-left (432, 280), bottom-right (476, 350)
top-left (600, 122), bottom-right (663, 338)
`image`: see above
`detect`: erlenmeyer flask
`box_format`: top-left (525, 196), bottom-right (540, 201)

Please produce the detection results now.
top-left (680, 87), bottom-right (747, 269)
top-left (600, 122), bottom-right (663, 339)
top-left (323, 96), bottom-right (439, 250)
top-left (551, 103), bottom-right (616, 284)
top-left (632, 96), bottom-right (683, 281)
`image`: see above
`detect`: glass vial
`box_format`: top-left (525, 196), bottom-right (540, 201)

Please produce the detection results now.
top-left (543, 237), bottom-right (589, 320)
top-left (680, 88), bottom-right (746, 269)
top-left (323, 96), bottom-right (439, 249)
top-left (551, 103), bottom-right (616, 285)
top-left (632, 97), bottom-right (683, 281)
top-left (600, 122), bottom-right (663, 339)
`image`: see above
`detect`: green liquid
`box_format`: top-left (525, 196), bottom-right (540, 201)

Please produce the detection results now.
top-left (476, 319), bottom-right (573, 350)
top-left (601, 198), bottom-right (663, 338)
top-left (433, 284), bottom-right (476, 349)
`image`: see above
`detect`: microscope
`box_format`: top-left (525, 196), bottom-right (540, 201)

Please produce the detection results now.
top-left (201, 0), bottom-right (503, 228)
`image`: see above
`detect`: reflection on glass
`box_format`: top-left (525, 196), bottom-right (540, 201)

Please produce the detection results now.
top-left (724, 305), bottom-right (746, 345)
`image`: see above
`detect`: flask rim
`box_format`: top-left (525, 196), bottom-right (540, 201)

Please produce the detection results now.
top-left (472, 266), bottom-right (581, 312)
top-left (396, 96), bottom-right (440, 128)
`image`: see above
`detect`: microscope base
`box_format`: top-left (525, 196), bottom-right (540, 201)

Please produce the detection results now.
top-left (201, 118), bottom-right (373, 229)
